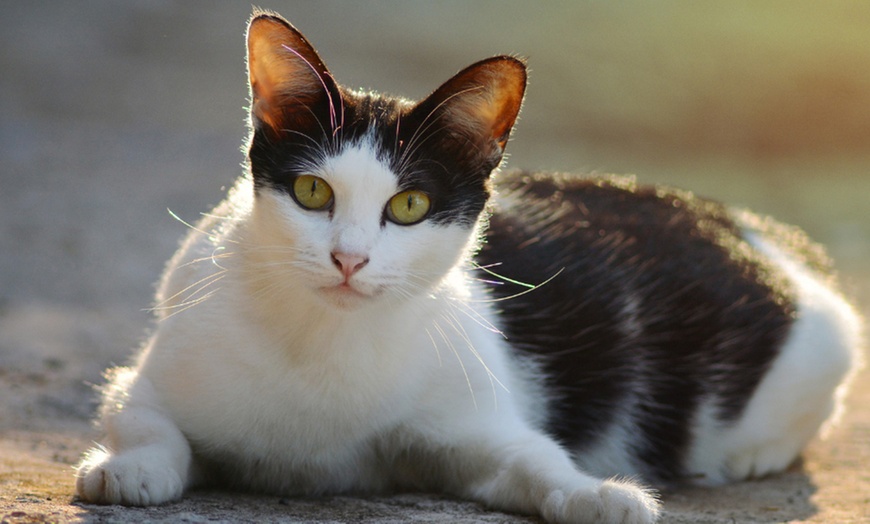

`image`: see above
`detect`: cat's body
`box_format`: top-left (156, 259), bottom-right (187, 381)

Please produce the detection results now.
top-left (483, 172), bottom-right (858, 486)
top-left (76, 11), bottom-right (862, 524)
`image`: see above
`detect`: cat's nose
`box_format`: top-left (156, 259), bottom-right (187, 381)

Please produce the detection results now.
top-left (330, 251), bottom-right (369, 279)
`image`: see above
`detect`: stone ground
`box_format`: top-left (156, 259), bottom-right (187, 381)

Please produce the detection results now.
top-left (1, 2), bottom-right (868, 523)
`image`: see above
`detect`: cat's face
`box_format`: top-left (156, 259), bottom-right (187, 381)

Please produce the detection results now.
top-left (249, 138), bottom-right (478, 310)
top-left (243, 12), bottom-right (526, 310)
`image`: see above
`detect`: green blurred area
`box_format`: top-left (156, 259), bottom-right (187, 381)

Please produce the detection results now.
top-left (2, 1), bottom-right (868, 308)
top-left (293, 1), bottom-right (870, 306)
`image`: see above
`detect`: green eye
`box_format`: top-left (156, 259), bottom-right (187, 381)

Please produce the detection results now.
top-left (387, 190), bottom-right (431, 225)
top-left (293, 175), bottom-right (333, 210)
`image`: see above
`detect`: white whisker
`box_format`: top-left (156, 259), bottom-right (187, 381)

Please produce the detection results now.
top-left (440, 310), bottom-right (507, 408)
top-left (167, 209), bottom-right (245, 246)
top-left (424, 327), bottom-right (444, 367)
top-left (176, 248), bottom-right (235, 272)
top-left (447, 297), bottom-right (504, 337)
top-left (157, 286), bottom-right (224, 321)
top-left (431, 318), bottom-right (477, 410)
top-left (396, 85), bottom-right (485, 174)
top-left (150, 270), bottom-right (228, 313)
top-left (467, 266), bottom-right (565, 304)
top-left (150, 273), bottom-right (227, 322)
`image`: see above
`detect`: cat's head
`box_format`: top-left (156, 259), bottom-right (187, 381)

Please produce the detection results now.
top-left (242, 10), bottom-right (525, 310)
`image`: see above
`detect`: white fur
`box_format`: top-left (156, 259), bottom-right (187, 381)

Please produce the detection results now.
top-left (76, 137), bottom-right (660, 523)
top-left (685, 230), bottom-right (863, 485)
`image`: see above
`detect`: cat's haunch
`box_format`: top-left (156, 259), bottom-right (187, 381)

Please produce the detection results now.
top-left (75, 10), bottom-right (862, 524)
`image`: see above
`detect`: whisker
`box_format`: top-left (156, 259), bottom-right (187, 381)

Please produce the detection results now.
top-left (199, 212), bottom-right (243, 222)
top-left (280, 44), bottom-right (339, 132)
top-left (396, 85), bottom-right (486, 174)
top-left (150, 273), bottom-right (228, 322)
top-left (167, 209), bottom-right (242, 246)
top-left (424, 327), bottom-right (444, 367)
top-left (276, 129), bottom-right (328, 157)
top-left (468, 267), bottom-right (566, 304)
top-left (176, 248), bottom-right (236, 272)
top-left (441, 310), bottom-right (507, 402)
top-left (469, 278), bottom-right (505, 286)
top-left (470, 262), bottom-right (505, 271)
top-left (447, 297), bottom-right (505, 337)
top-left (300, 103), bottom-right (333, 152)
top-left (157, 286), bottom-right (224, 321)
top-left (431, 318), bottom-right (477, 410)
top-left (394, 111), bottom-right (402, 158)
top-left (396, 124), bottom-right (447, 172)
top-left (149, 269), bottom-right (228, 312)
top-left (323, 71), bottom-right (346, 142)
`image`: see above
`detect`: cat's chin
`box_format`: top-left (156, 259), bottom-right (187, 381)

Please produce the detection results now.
top-left (317, 283), bottom-right (380, 310)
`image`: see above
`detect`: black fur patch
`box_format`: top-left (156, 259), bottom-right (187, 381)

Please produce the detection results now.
top-left (247, 88), bottom-right (495, 228)
top-left (478, 171), bottom-right (799, 484)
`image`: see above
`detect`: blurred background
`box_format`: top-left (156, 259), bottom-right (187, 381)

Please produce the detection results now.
top-left (1, 1), bottom-right (868, 430)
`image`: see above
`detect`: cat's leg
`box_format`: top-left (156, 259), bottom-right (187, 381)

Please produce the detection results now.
top-left (76, 368), bottom-right (195, 506)
top-left (687, 234), bottom-right (863, 484)
top-left (416, 430), bottom-right (660, 524)
top-left (721, 282), bottom-right (859, 481)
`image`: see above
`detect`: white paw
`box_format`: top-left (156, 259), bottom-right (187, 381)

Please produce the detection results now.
top-left (76, 446), bottom-right (184, 506)
top-left (542, 479), bottom-right (660, 524)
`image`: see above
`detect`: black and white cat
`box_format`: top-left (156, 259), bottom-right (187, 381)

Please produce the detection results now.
top-left (76, 10), bottom-right (863, 524)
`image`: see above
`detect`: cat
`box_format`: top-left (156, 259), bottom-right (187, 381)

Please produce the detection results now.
top-left (75, 9), bottom-right (863, 524)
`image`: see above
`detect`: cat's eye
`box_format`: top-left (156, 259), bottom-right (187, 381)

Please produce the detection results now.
top-left (387, 190), bottom-right (431, 225)
top-left (292, 175), bottom-right (334, 211)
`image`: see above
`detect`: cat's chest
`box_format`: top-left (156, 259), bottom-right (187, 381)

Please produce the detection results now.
top-left (150, 310), bottom-right (435, 459)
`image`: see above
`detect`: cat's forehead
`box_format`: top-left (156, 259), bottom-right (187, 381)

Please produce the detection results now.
top-left (319, 133), bottom-right (399, 196)
top-left (326, 92), bottom-right (423, 187)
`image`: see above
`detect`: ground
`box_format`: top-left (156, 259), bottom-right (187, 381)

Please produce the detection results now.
top-left (2, 2), bottom-right (868, 523)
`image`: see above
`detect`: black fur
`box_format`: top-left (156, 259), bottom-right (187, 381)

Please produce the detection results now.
top-left (478, 171), bottom-right (802, 483)
top-left (245, 14), bottom-right (827, 485)
top-left (248, 88), bottom-right (495, 229)
top-left (247, 67), bottom-right (813, 485)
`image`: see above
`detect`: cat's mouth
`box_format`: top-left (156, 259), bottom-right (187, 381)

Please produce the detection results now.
top-left (332, 282), bottom-right (367, 296)
top-left (318, 282), bottom-right (380, 307)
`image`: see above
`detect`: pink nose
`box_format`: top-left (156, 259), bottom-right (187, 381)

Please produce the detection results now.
top-left (330, 252), bottom-right (369, 279)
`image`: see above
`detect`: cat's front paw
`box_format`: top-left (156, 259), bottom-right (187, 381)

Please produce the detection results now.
top-left (75, 447), bottom-right (184, 506)
top-left (541, 479), bottom-right (660, 524)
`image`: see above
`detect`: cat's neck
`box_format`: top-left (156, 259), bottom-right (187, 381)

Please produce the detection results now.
top-left (256, 277), bottom-right (465, 369)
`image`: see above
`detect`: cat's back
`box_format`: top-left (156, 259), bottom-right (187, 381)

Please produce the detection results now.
top-left (482, 171), bottom-right (805, 348)
top-left (479, 170), bottom-right (860, 485)
top-left (485, 170), bottom-right (829, 287)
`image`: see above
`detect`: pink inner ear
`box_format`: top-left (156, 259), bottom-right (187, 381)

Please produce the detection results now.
top-left (489, 65), bottom-right (526, 147)
top-left (246, 16), bottom-right (337, 134)
top-left (248, 49), bottom-right (284, 130)
top-left (278, 44), bottom-right (340, 134)
top-left (433, 57), bottom-right (526, 152)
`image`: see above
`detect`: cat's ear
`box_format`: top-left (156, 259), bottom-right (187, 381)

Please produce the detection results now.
top-left (411, 56), bottom-right (527, 157)
top-left (246, 11), bottom-right (341, 135)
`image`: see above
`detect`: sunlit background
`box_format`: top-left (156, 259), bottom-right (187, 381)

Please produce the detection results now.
top-left (2, 1), bottom-right (868, 317)
top-left (1, 2), bottom-right (868, 520)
